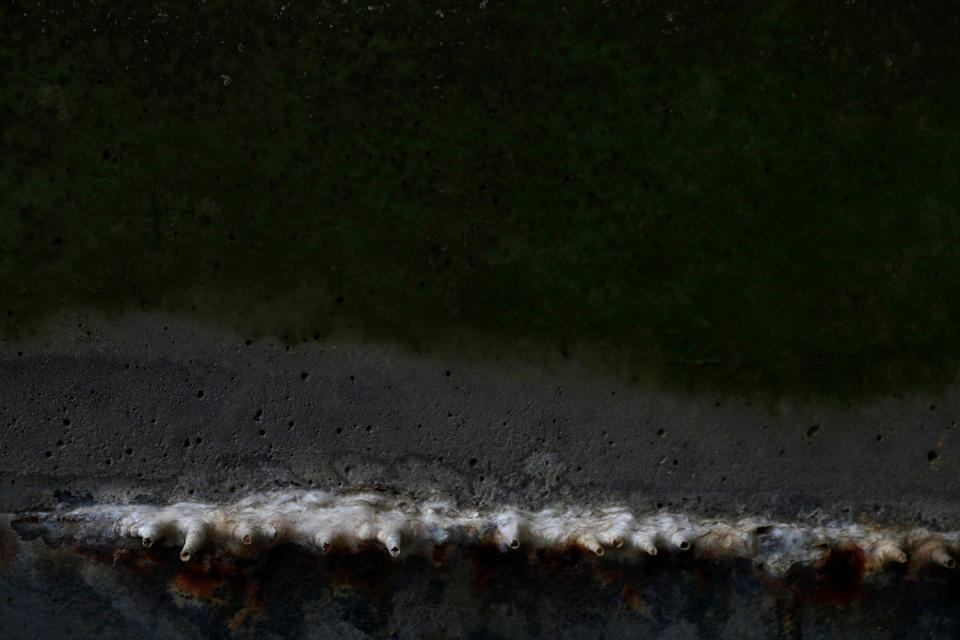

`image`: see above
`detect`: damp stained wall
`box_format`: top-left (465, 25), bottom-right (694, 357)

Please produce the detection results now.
top-left (1, 0), bottom-right (959, 400)
top-left (3, 1), bottom-right (960, 638)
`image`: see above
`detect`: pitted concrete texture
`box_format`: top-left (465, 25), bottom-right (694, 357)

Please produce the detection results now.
top-left (2, 312), bottom-right (959, 527)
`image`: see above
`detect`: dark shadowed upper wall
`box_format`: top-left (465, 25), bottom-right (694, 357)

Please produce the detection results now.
top-left (2, 0), bottom-right (959, 402)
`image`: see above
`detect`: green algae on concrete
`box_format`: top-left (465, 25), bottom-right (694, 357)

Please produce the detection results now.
top-left (1, 1), bottom-right (959, 401)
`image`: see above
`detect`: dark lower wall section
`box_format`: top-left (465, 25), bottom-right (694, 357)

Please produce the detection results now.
top-left (3, 313), bottom-right (960, 528)
top-left (3, 519), bottom-right (960, 640)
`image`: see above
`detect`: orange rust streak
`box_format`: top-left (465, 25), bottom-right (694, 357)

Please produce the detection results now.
top-left (171, 556), bottom-right (246, 606)
top-left (173, 571), bottom-right (230, 605)
top-left (227, 581), bottom-right (264, 629)
top-left (620, 585), bottom-right (650, 614)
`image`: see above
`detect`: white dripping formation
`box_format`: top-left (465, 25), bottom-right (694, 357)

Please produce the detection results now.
top-left (18, 490), bottom-right (960, 577)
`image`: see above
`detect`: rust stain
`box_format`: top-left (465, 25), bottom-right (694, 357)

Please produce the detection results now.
top-left (593, 566), bottom-right (622, 586)
top-left (773, 591), bottom-right (802, 640)
top-left (70, 542), bottom-right (267, 626)
top-left (227, 579), bottom-right (264, 629)
top-left (331, 566), bottom-right (354, 592)
top-left (814, 543), bottom-right (867, 606)
top-left (0, 525), bottom-right (19, 569)
top-left (467, 543), bottom-right (503, 589)
top-left (537, 547), bottom-right (589, 578)
top-left (620, 584), bottom-right (650, 615)
top-left (329, 550), bottom-right (395, 602)
top-left (172, 564), bottom-right (234, 605)
top-left (24, 528), bottom-right (960, 636)
top-left (430, 543), bottom-right (449, 567)
top-left (74, 543), bottom-right (158, 574)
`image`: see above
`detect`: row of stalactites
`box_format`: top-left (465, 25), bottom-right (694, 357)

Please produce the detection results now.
top-left (108, 505), bottom-right (960, 572)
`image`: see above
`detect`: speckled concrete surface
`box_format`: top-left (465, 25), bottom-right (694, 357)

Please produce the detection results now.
top-left (5, 313), bottom-right (960, 636)
top-left (3, 311), bottom-right (960, 527)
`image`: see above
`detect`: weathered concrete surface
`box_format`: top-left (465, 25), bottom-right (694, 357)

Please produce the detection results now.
top-left (3, 311), bottom-right (960, 529)
top-left (6, 313), bottom-right (960, 638)
top-left (4, 0), bottom-right (960, 635)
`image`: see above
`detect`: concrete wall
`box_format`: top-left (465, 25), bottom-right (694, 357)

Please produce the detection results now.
top-left (4, 0), bottom-right (960, 637)
top-left (3, 313), bottom-right (960, 638)
top-left (4, 312), bottom-right (960, 528)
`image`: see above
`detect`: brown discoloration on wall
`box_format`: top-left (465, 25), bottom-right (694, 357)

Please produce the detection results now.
top-left (0, 522), bottom-right (19, 569)
top-left (226, 581), bottom-right (264, 631)
top-left (467, 543), bottom-right (504, 589)
top-left (815, 544), bottom-right (868, 607)
top-left (620, 584), bottom-right (651, 615)
top-left (430, 543), bottom-right (450, 567)
top-left (5, 531), bottom-right (960, 638)
top-left (328, 548), bottom-right (397, 604)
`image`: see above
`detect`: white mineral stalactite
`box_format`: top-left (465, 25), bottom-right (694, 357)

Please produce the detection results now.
top-left (907, 531), bottom-right (956, 569)
top-left (629, 528), bottom-right (659, 556)
top-left (593, 506), bottom-right (634, 550)
top-left (651, 514), bottom-right (697, 551)
top-left (493, 511), bottom-right (522, 551)
top-left (232, 521), bottom-right (256, 547)
top-left (178, 519), bottom-right (207, 562)
top-left (138, 522), bottom-right (163, 548)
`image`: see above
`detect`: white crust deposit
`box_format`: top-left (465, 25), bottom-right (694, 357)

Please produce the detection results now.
top-left (16, 490), bottom-right (960, 577)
